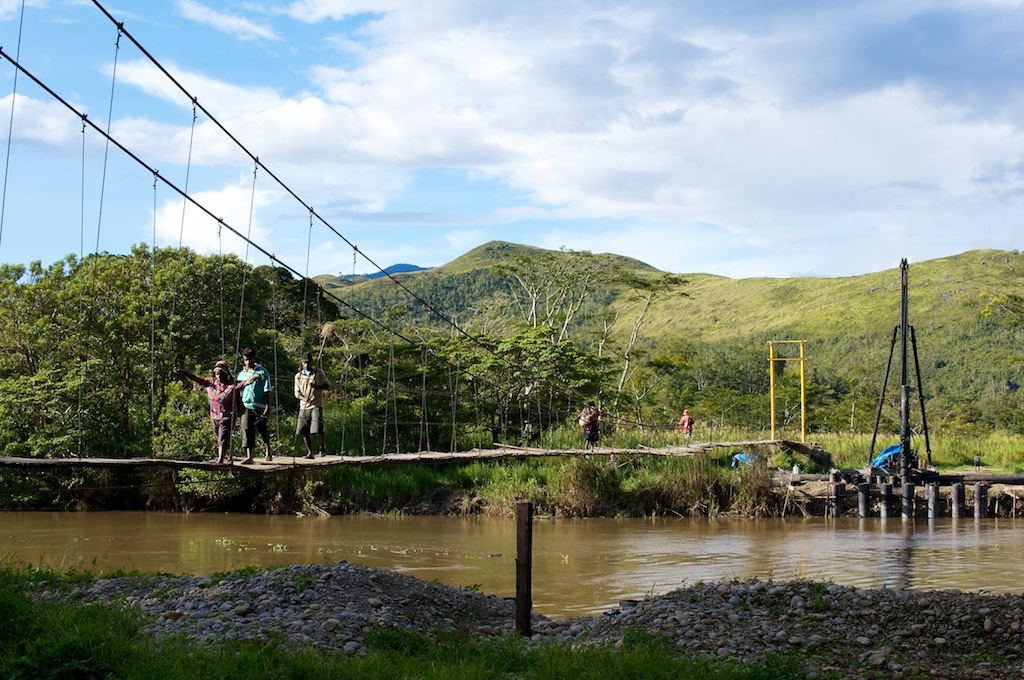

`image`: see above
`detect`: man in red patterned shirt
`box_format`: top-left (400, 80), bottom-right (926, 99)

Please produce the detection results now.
top-left (175, 361), bottom-right (256, 464)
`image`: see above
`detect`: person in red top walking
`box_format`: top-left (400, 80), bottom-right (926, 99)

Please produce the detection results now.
top-left (175, 361), bottom-right (256, 464)
top-left (679, 409), bottom-right (695, 445)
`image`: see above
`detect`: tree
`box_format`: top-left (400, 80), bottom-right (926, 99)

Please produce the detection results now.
top-left (492, 249), bottom-right (615, 342)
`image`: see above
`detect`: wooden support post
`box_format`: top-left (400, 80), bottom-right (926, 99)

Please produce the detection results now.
top-left (902, 482), bottom-right (915, 519)
top-left (515, 501), bottom-right (534, 636)
top-left (858, 483), bottom-right (870, 518)
top-left (974, 483), bottom-right (988, 519)
top-left (926, 482), bottom-right (939, 519)
top-left (951, 483), bottom-right (965, 519)
top-left (879, 482), bottom-right (892, 519)
top-left (831, 482), bottom-right (845, 518)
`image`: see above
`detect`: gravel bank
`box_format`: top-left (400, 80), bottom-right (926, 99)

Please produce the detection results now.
top-left (31, 562), bottom-right (1024, 678)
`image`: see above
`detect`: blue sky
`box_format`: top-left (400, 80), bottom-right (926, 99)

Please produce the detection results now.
top-left (0, 0), bottom-right (1022, 279)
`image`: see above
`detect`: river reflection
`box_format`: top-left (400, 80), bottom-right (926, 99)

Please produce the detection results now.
top-left (1, 512), bottom-right (1021, 617)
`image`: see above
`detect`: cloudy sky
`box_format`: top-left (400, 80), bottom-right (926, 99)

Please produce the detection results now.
top-left (0, 0), bottom-right (1021, 279)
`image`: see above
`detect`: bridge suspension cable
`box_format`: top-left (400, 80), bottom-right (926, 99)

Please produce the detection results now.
top-left (0, 6), bottom-right (609, 449)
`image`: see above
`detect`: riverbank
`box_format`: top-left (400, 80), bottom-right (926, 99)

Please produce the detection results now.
top-left (18, 562), bottom-right (1024, 679)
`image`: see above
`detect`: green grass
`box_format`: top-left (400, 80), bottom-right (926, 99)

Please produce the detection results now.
top-left (0, 567), bottom-right (805, 680)
top-left (311, 427), bottom-right (1024, 518)
top-left (810, 431), bottom-right (1024, 470)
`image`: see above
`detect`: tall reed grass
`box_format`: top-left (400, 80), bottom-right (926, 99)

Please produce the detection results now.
top-left (810, 432), bottom-right (1024, 470)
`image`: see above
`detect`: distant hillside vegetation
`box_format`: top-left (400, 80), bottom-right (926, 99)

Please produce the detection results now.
top-left (636, 249), bottom-right (1024, 420)
top-left (314, 243), bottom-right (1023, 433)
top-left (316, 240), bottom-right (657, 328)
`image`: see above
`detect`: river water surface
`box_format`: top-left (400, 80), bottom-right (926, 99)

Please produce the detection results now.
top-left (2, 512), bottom-right (1022, 617)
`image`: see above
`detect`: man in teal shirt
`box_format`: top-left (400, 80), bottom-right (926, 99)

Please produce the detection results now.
top-left (238, 347), bottom-right (273, 464)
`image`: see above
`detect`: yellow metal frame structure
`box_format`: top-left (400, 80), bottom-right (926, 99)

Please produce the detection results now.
top-left (768, 340), bottom-right (807, 443)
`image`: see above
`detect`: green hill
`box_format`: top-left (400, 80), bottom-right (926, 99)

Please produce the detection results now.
top-left (644, 250), bottom-right (1020, 341)
top-left (637, 250), bottom-right (1023, 427)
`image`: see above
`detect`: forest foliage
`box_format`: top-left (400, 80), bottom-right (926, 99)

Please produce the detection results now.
top-left (0, 242), bottom-right (1022, 468)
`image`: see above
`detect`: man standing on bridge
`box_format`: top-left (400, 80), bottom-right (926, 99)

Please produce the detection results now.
top-left (294, 351), bottom-right (331, 459)
top-left (174, 361), bottom-right (256, 465)
top-left (238, 347), bottom-right (273, 464)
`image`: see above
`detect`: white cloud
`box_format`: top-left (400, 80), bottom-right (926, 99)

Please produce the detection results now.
top-left (154, 183), bottom-right (276, 261)
top-left (2, 93), bottom-right (81, 147)
top-left (0, 0), bottom-right (43, 22)
top-left (7, 1), bottom-right (1024, 277)
top-left (282, 0), bottom-right (405, 23)
top-left (116, 59), bottom-right (283, 119)
top-left (176, 0), bottom-right (278, 41)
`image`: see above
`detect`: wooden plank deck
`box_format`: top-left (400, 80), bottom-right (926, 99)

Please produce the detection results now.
top-left (0, 440), bottom-right (801, 473)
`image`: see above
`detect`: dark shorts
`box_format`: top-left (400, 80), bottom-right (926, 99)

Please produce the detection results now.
top-left (584, 425), bottom-right (600, 442)
top-left (296, 407), bottom-right (324, 436)
top-left (212, 416), bottom-right (234, 450)
top-left (241, 408), bottom-right (270, 449)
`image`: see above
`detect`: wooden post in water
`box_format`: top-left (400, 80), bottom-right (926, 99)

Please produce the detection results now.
top-left (926, 483), bottom-right (939, 519)
top-left (951, 483), bottom-right (965, 519)
top-left (858, 483), bottom-right (870, 518)
top-left (831, 481), bottom-right (845, 518)
top-left (974, 483), bottom-right (988, 519)
top-left (901, 482), bottom-right (915, 519)
top-left (515, 501), bottom-right (534, 636)
top-left (879, 482), bottom-right (892, 518)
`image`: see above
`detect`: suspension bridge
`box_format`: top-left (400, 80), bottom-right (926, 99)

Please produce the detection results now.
top-left (0, 4), bottom-right (839, 472)
top-left (0, 440), bottom-right (817, 473)
top-left (0, 1), bottom-right (641, 465)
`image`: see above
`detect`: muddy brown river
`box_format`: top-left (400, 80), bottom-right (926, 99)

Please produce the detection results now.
top-left (2, 512), bottom-right (1022, 617)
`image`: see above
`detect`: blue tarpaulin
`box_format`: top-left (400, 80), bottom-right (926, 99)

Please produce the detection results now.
top-left (871, 444), bottom-right (901, 469)
top-left (731, 452), bottom-right (759, 467)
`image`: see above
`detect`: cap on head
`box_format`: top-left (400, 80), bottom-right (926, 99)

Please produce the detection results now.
top-left (241, 348), bottom-right (255, 359)
top-left (214, 360), bottom-right (230, 375)
top-left (300, 352), bottom-right (312, 362)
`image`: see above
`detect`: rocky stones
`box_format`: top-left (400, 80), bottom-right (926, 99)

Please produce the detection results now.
top-left (27, 567), bottom-right (1024, 678)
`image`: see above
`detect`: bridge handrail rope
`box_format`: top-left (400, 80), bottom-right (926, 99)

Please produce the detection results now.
top-left (77, 117), bottom-right (87, 459)
top-left (0, 42), bottom-right (506, 452)
top-left (150, 174), bottom-right (158, 434)
top-left (0, 0), bottom-right (27, 253)
top-left (302, 208), bottom-right (313, 326)
top-left (234, 160), bottom-right (259, 363)
top-left (269, 263), bottom-right (283, 459)
top-left (0, 47), bottom-right (403, 338)
top-left (83, 0), bottom-right (534, 383)
top-left (1, 14), bottom-right (615, 449)
top-left (82, 0), bottom-right (613, 441)
top-left (164, 99), bottom-right (199, 360)
top-left (73, 24), bottom-right (124, 460)
top-left (218, 221), bottom-right (226, 356)
top-left (93, 24), bottom-right (121, 254)
top-left (420, 344), bottom-right (429, 452)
